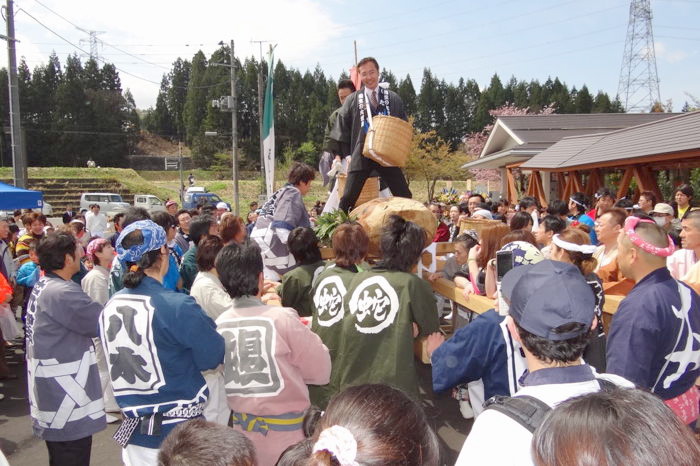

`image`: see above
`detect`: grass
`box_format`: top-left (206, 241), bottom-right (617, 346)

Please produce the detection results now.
top-left (0, 167), bottom-right (175, 201)
top-left (0, 167), bottom-right (473, 212)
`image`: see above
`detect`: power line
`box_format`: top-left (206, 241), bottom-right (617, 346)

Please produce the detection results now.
top-left (18, 7), bottom-right (162, 85)
top-left (17, 8), bottom-right (231, 91)
top-left (317, 0), bottom-right (619, 68)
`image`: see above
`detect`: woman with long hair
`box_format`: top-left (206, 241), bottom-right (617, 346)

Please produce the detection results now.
top-left (466, 223), bottom-right (510, 298)
top-left (309, 222), bottom-right (369, 408)
top-left (328, 215), bottom-right (441, 400)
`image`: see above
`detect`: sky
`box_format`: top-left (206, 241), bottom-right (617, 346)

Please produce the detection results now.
top-left (3, 0), bottom-right (699, 111)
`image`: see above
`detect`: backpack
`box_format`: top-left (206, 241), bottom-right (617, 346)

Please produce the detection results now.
top-left (483, 378), bottom-right (616, 433)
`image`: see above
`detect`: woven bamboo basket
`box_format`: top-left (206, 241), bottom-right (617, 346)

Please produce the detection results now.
top-left (337, 174), bottom-right (379, 207)
top-left (458, 218), bottom-right (503, 238)
top-left (362, 115), bottom-right (412, 167)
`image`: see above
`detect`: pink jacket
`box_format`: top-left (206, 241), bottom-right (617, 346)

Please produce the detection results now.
top-left (216, 296), bottom-right (331, 416)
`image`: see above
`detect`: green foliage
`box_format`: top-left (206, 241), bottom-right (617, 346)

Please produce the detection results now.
top-left (313, 209), bottom-right (354, 247)
top-left (0, 47), bottom-right (623, 171)
top-left (0, 55), bottom-right (138, 168)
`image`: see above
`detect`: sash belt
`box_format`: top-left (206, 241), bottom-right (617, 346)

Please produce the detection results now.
top-left (230, 410), bottom-right (304, 436)
top-left (113, 403), bottom-right (205, 447)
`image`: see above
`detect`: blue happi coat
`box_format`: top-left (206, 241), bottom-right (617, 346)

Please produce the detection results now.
top-left (431, 310), bottom-right (526, 415)
top-left (607, 267), bottom-right (700, 400)
top-left (100, 276), bottom-right (224, 448)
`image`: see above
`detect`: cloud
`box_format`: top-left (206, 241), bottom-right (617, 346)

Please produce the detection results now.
top-left (655, 41), bottom-right (687, 64)
top-left (6, 0), bottom-right (342, 107)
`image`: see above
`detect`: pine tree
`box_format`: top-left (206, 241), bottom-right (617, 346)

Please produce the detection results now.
top-left (574, 85), bottom-right (593, 113)
top-left (397, 74), bottom-right (417, 117)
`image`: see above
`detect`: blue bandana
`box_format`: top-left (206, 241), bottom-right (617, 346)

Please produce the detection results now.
top-left (116, 220), bottom-right (166, 263)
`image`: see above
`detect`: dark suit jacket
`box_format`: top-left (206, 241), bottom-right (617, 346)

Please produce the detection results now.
top-left (329, 87), bottom-right (407, 173)
top-left (62, 211), bottom-right (75, 224)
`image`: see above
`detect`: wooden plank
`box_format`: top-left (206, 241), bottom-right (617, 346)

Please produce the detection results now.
top-left (422, 271), bottom-right (494, 314)
top-left (320, 247), bottom-right (335, 260)
top-left (603, 294), bottom-right (623, 316)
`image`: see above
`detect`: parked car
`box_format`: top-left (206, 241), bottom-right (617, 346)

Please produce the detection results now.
top-left (134, 194), bottom-right (166, 213)
top-left (183, 192), bottom-right (229, 210)
top-left (79, 192), bottom-right (130, 217)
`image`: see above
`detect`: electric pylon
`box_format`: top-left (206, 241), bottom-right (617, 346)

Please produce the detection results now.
top-left (617, 0), bottom-right (661, 112)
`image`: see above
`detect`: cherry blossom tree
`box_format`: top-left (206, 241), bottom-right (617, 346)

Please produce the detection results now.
top-left (463, 103), bottom-right (555, 184)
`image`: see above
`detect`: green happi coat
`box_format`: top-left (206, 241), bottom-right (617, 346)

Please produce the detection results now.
top-left (278, 260), bottom-right (326, 317)
top-left (329, 267), bottom-right (440, 400)
top-left (308, 263), bottom-right (362, 407)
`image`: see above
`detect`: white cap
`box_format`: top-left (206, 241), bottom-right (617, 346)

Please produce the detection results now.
top-left (216, 201), bottom-right (229, 211)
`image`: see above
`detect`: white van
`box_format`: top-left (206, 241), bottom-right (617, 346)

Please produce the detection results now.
top-left (134, 194), bottom-right (166, 213)
top-left (79, 192), bottom-right (130, 216)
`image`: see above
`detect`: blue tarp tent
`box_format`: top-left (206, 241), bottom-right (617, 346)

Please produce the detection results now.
top-left (0, 181), bottom-right (43, 210)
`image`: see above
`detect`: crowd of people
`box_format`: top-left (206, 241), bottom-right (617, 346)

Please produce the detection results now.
top-left (0, 175), bottom-right (697, 465)
top-left (0, 55), bottom-right (698, 465)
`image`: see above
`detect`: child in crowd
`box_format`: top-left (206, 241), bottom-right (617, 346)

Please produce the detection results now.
top-left (158, 419), bottom-right (256, 466)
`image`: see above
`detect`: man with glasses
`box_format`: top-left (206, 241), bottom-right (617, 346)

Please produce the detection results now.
top-left (329, 56), bottom-right (412, 212)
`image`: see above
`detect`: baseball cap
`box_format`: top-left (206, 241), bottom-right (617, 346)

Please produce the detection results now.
top-left (216, 201), bottom-right (229, 211)
top-left (501, 260), bottom-right (594, 341)
top-left (165, 200), bottom-right (178, 208)
top-left (650, 202), bottom-right (673, 216)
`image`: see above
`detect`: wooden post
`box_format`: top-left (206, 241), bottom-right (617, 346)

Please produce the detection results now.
top-left (616, 167), bottom-right (634, 200)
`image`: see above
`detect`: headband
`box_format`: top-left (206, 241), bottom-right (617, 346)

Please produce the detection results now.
top-left (569, 197), bottom-right (587, 209)
top-left (623, 216), bottom-right (675, 257)
top-left (116, 220), bottom-right (167, 263)
top-left (312, 425), bottom-right (359, 466)
top-left (552, 234), bottom-right (597, 255)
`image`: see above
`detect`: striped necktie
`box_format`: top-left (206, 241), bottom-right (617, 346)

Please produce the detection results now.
top-left (370, 89), bottom-right (378, 110)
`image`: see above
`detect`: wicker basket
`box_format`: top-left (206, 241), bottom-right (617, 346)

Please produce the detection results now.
top-left (458, 218), bottom-right (503, 238)
top-left (337, 174), bottom-right (379, 207)
top-left (362, 115), bottom-right (412, 167)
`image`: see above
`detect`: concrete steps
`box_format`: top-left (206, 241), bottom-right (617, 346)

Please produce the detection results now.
top-left (0, 178), bottom-right (135, 212)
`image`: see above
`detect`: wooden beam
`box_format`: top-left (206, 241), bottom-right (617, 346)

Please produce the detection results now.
top-left (557, 172), bottom-right (567, 199)
top-left (586, 169), bottom-right (603, 197)
top-left (531, 170), bottom-right (548, 207)
top-left (633, 166), bottom-right (663, 204)
top-left (570, 171), bottom-right (583, 193)
top-left (525, 172), bottom-right (536, 197)
top-left (506, 167), bottom-right (518, 204)
top-left (616, 167), bottom-right (634, 200)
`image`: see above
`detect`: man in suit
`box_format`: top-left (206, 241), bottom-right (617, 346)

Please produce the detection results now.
top-left (330, 57), bottom-right (412, 212)
top-left (62, 205), bottom-right (76, 224)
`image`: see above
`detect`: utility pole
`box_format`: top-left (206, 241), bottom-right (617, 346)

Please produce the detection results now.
top-left (178, 141), bottom-right (184, 203)
top-left (230, 39), bottom-right (239, 216)
top-left (4, 0), bottom-right (26, 188)
top-left (252, 40), bottom-right (272, 197)
top-left (210, 41), bottom-right (240, 215)
top-left (617, 0), bottom-right (661, 112)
